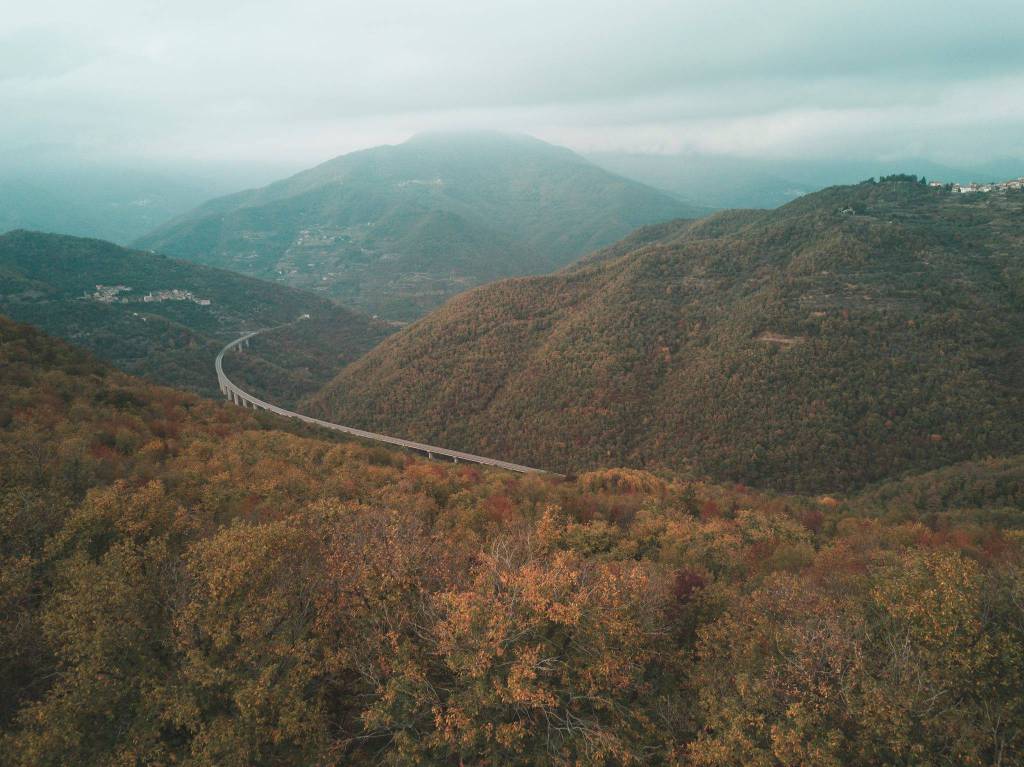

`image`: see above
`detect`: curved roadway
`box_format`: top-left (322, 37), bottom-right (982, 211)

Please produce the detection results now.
top-left (215, 325), bottom-right (553, 475)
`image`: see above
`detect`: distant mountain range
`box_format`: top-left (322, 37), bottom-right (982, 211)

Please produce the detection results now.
top-left (135, 132), bottom-right (706, 320)
top-left (0, 167), bottom-right (260, 245)
top-left (589, 151), bottom-right (1024, 209)
top-left (306, 179), bottom-right (1024, 492)
top-left (0, 230), bottom-right (389, 403)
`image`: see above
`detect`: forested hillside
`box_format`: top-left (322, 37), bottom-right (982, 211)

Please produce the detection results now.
top-left (309, 179), bottom-right (1024, 492)
top-left (0, 230), bottom-right (390, 404)
top-left (135, 132), bottom-right (703, 320)
top-left (1, 315), bottom-right (1022, 765)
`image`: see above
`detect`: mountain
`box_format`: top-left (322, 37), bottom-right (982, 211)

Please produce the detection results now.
top-left (588, 151), bottom-right (810, 209)
top-left (2, 313), bottom-right (1021, 766)
top-left (0, 179), bottom-right (102, 238)
top-left (589, 151), bottom-right (1024, 210)
top-left (306, 179), bottom-right (1024, 492)
top-left (135, 131), bottom-right (705, 320)
top-left (0, 230), bottom-right (390, 403)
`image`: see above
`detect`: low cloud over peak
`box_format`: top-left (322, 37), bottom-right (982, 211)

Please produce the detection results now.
top-left (2, 1), bottom-right (1023, 169)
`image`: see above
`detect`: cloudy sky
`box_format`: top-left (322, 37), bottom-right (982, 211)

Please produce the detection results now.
top-left (3, 0), bottom-right (1024, 170)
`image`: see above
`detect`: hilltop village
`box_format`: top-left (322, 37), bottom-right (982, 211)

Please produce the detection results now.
top-left (935, 176), bottom-right (1024, 193)
top-left (85, 284), bottom-right (212, 305)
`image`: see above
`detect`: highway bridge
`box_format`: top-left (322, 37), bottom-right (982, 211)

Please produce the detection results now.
top-left (215, 326), bottom-right (553, 475)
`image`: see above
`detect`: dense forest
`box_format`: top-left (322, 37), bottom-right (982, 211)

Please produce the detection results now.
top-left (1, 314), bottom-right (1022, 765)
top-left (0, 230), bottom-right (390, 404)
top-left (136, 132), bottom-right (704, 320)
top-left (309, 180), bottom-right (1024, 492)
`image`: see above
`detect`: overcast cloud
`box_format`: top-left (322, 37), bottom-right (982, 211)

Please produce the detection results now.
top-left (2, 0), bottom-right (1024, 169)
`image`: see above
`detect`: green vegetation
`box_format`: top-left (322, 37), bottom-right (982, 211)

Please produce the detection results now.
top-left (135, 132), bottom-right (704, 320)
top-left (846, 455), bottom-right (1024, 528)
top-left (1, 315), bottom-right (1022, 765)
top-left (877, 173), bottom-right (927, 184)
top-left (0, 230), bottom-right (390, 404)
top-left (309, 180), bottom-right (1024, 492)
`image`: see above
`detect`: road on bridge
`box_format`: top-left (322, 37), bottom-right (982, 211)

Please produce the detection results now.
top-left (215, 324), bottom-right (556, 476)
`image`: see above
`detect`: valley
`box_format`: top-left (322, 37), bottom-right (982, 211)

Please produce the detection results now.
top-left (4, 4), bottom-right (1023, 765)
top-left (216, 323), bottom-right (553, 474)
top-left (2, 164), bottom-right (1024, 767)
top-left (1, 314), bottom-right (1022, 766)
top-left (0, 230), bottom-right (391, 404)
top-left (8, 177), bottom-right (1021, 497)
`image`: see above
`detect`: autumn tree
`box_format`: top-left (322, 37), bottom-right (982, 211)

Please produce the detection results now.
top-left (364, 520), bottom-right (678, 766)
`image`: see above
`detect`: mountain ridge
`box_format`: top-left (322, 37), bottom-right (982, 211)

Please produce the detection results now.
top-left (135, 131), bottom-right (706, 320)
top-left (0, 229), bottom-right (390, 403)
top-left (306, 179), bottom-right (1024, 492)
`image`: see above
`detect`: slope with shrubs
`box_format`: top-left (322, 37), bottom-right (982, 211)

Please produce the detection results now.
top-left (309, 180), bottom-right (1024, 492)
top-left (1, 314), bottom-right (1022, 766)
